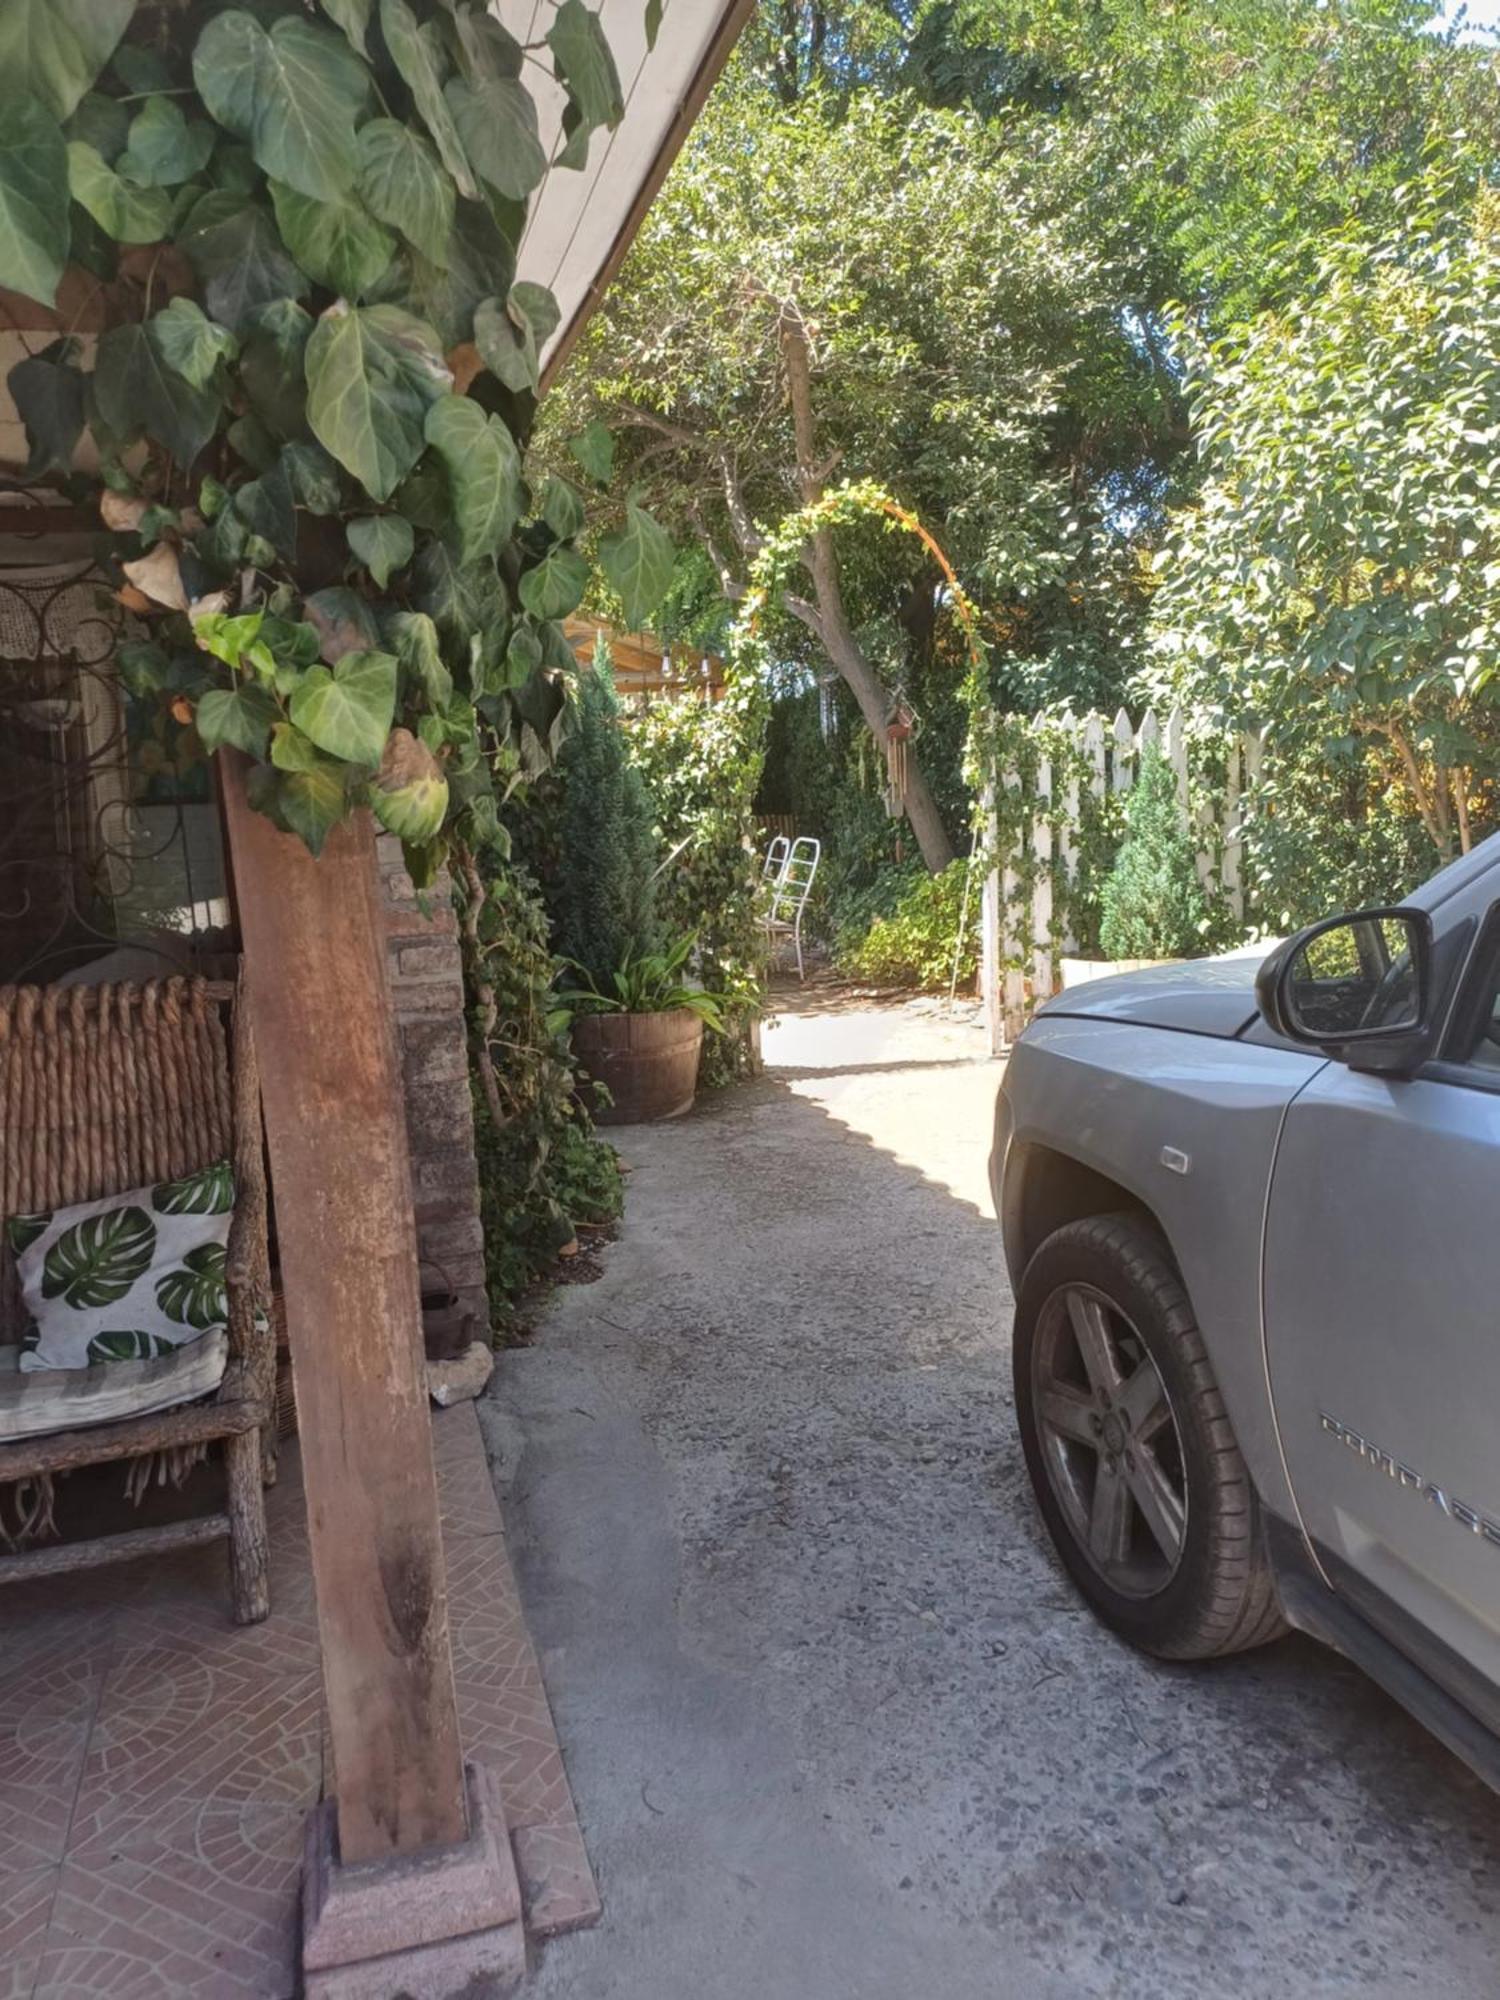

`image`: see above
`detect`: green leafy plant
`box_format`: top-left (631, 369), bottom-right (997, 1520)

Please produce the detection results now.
top-left (0, 0), bottom-right (677, 874)
top-left (558, 934), bottom-right (728, 1030)
top-left (837, 856), bottom-right (978, 990)
top-left (1098, 745), bottom-right (1208, 961)
top-left (551, 642), bottom-right (660, 986)
top-left (456, 853), bottom-right (622, 1334)
top-left (624, 670), bottom-right (768, 1088)
top-left (1145, 179), bottom-right (1500, 872)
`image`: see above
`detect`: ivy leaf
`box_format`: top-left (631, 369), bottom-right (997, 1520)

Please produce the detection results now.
top-left (547, 0), bottom-right (624, 138)
top-left (386, 609), bottom-right (452, 709)
top-left (271, 721), bottom-right (322, 771)
top-left (599, 502), bottom-right (676, 630)
top-left (568, 418), bottom-right (614, 486)
top-left (378, 0), bottom-right (477, 201)
top-left (423, 394), bottom-right (522, 564)
top-left (452, 8), bottom-right (524, 81)
top-left (195, 683), bottom-right (280, 758)
top-left (248, 756), bottom-right (348, 855)
top-left (179, 192), bottom-right (308, 332)
top-left (505, 621), bottom-right (543, 688)
top-left (355, 119), bottom-right (454, 266)
top-left (290, 648), bottom-right (398, 766)
top-left (7, 341), bottom-right (84, 476)
top-left (150, 298), bottom-right (238, 390)
top-left (0, 0), bottom-right (135, 123)
top-left (540, 474), bottom-right (585, 542)
top-left (304, 585), bottom-right (382, 662)
top-left (0, 98), bottom-right (71, 307)
top-left (95, 322), bottom-right (221, 467)
top-left (444, 76), bottom-right (545, 204)
top-left (382, 200), bottom-right (517, 348)
top-left (67, 140), bottom-right (171, 242)
top-left (67, 91), bottom-right (130, 162)
top-left (192, 11), bottom-right (367, 202)
top-left (518, 544), bottom-right (589, 622)
top-left (270, 179), bottom-right (394, 298)
top-left (415, 541), bottom-right (508, 659)
top-left (237, 297), bottom-right (313, 438)
top-left (283, 440), bottom-right (344, 515)
top-left (348, 514), bottom-right (414, 588)
top-left (320, 0), bottom-right (373, 57)
top-left (370, 727), bottom-right (448, 844)
top-left (118, 98), bottom-right (215, 188)
top-left (305, 301), bottom-right (452, 502)
top-left (474, 284), bottom-right (558, 394)
top-left (234, 453), bottom-right (298, 560)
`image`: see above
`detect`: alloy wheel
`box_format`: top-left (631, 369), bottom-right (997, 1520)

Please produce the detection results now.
top-left (1031, 1281), bottom-right (1188, 1599)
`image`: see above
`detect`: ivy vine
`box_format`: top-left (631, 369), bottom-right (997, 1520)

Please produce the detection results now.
top-left (1, 0), bottom-right (677, 877)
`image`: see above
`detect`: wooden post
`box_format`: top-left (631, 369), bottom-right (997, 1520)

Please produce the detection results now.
top-left (1030, 757), bottom-right (1053, 1006)
top-left (218, 754), bottom-right (468, 1865)
top-left (980, 782), bottom-right (1002, 1055)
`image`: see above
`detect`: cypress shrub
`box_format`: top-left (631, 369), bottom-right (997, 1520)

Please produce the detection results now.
top-left (1098, 744), bottom-right (1208, 960)
top-left (553, 639), bottom-right (660, 986)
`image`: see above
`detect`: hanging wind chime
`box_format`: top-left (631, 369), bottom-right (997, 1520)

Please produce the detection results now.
top-left (883, 698), bottom-right (916, 818)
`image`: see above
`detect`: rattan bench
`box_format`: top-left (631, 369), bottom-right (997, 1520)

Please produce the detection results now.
top-left (0, 974), bottom-right (275, 1623)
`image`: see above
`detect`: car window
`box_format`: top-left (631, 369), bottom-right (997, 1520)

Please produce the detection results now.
top-left (1461, 915), bottom-right (1500, 1073)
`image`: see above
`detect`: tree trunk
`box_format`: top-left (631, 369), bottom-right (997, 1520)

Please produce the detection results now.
top-left (778, 305), bottom-right (956, 874)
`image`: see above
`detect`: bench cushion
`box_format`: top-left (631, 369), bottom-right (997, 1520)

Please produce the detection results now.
top-left (0, 1328), bottom-right (230, 1442)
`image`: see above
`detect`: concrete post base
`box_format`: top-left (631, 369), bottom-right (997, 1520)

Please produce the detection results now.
top-left (302, 1761), bottom-right (526, 1999)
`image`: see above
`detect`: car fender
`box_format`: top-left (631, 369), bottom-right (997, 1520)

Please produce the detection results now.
top-left (998, 1013), bottom-right (1327, 1527)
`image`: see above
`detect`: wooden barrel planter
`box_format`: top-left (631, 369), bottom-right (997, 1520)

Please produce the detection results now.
top-left (573, 1009), bottom-right (704, 1125)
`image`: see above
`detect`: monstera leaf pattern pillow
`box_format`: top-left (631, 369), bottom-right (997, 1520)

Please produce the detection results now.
top-left (5, 1162), bottom-right (235, 1372)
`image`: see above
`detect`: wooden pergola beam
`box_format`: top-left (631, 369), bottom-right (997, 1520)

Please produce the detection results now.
top-left (218, 754), bottom-right (468, 1864)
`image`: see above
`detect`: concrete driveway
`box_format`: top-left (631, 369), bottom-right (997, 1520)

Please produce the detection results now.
top-left (484, 988), bottom-right (1499, 1999)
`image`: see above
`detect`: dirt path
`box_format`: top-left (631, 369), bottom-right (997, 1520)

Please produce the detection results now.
top-left (485, 991), bottom-right (1499, 1999)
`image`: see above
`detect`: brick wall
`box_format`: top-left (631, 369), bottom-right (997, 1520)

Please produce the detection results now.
top-left (376, 834), bottom-right (490, 1347)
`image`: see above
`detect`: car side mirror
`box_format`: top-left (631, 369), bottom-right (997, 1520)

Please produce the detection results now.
top-left (1256, 907), bottom-right (1435, 1072)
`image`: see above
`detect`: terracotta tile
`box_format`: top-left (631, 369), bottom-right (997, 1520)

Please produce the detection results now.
top-left (74, 1643), bottom-right (323, 1829)
top-left (0, 1862), bottom-right (58, 2000)
top-left (41, 1798), bottom-right (301, 2000)
top-left (0, 1642), bottom-right (106, 1869)
top-left (0, 1412), bottom-right (597, 1991)
top-left (432, 1406), bottom-right (506, 1539)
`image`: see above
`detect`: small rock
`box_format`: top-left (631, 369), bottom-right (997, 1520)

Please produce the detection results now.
top-left (427, 1340), bottom-right (494, 1406)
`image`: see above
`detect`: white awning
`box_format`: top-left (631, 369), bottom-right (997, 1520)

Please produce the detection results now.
top-left (503, 0), bottom-right (752, 382)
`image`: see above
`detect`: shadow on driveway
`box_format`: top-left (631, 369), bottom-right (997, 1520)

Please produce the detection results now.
top-left (484, 1002), bottom-right (1499, 2000)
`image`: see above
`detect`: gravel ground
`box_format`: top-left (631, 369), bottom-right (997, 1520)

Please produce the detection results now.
top-left (484, 989), bottom-right (1499, 2000)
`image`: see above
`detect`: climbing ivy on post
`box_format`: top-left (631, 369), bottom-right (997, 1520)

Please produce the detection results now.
top-left (0, 0), bottom-right (678, 879)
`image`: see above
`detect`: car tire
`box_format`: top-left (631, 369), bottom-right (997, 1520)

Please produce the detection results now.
top-left (1013, 1213), bottom-right (1288, 1660)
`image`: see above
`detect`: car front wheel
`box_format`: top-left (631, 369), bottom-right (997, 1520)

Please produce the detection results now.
top-left (1013, 1213), bottom-right (1286, 1660)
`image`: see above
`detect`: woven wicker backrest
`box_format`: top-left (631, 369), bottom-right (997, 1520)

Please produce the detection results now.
top-left (0, 978), bottom-right (234, 1344)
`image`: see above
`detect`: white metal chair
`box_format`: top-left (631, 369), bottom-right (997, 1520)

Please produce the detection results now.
top-left (764, 836), bottom-right (820, 981)
top-left (760, 833), bottom-right (790, 886)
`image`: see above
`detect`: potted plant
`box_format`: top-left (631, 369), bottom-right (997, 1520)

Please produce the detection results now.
top-left (560, 936), bottom-right (727, 1124)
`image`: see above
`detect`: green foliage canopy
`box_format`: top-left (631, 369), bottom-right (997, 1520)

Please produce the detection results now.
top-left (1146, 182), bottom-right (1500, 869)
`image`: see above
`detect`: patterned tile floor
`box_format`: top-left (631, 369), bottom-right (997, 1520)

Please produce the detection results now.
top-left (0, 1404), bottom-right (599, 1999)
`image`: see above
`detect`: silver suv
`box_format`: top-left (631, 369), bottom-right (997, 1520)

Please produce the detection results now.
top-left (993, 835), bottom-right (1500, 1788)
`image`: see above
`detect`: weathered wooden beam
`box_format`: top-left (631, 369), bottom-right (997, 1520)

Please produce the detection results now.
top-left (218, 753), bottom-right (468, 1864)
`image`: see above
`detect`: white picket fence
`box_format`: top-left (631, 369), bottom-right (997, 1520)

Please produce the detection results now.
top-left (979, 705), bottom-right (1266, 1049)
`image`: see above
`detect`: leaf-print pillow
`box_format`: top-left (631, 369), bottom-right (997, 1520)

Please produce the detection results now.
top-left (5, 1161), bottom-right (236, 1373)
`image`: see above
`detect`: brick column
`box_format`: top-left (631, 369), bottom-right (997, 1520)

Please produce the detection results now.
top-left (376, 835), bottom-right (491, 1347)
